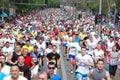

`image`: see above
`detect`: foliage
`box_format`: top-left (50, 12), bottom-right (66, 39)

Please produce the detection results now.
top-left (48, 0), bottom-right (60, 7)
top-left (0, 0), bottom-right (120, 14)
top-left (115, 0), bottom-right (120, 12)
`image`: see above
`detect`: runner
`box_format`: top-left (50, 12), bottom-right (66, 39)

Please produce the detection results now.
top-left (107, 46), bottom-right (119, 80)
top-left (75, 47), bottom-right (94, 80)
top-left (3, 65), bottom-right (28, 80)
top-left (87, 59), bottom-right (111, 80)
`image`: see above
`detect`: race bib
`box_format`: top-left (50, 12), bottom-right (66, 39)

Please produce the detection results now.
top-left (10, 42), bottom-right (14, 44)
top-left (78, 50), bottom-right (81, 54)
top-left (33, 58), bottom-right (37, 62)
top-left (3, 52), bottom-right (8, 56)
top-left (70, 46), bottom-right (76, 53)
top-left (110, 59), bottom-right (117, 65)
top-left (79, 59), bottom-right (86, 67)
top-left (19, 72), bottom-right (24, 76)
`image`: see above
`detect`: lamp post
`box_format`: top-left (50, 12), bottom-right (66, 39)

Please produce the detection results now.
top-left (113, 2), bottom-right (117, 24)
top-left (98, 0), bottom-right (102, 37)
top-left (2, 0), bottom-right (4, 22)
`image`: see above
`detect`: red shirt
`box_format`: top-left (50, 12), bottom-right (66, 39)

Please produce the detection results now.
top-left (24, 56), bottom-right (32, 69)
top-left (54, 29), bottom-right (59, 35)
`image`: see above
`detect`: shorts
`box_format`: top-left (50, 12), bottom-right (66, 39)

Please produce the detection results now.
top-left (76, 72), bottom-right (87, 80)
top-left (109, 65), bottom-right (117, 76)
top-left (69, 54), bottom-right (75, 59)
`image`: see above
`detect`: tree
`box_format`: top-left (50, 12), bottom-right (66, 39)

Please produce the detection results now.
top-left (115, 0), bottom-right (120, 12)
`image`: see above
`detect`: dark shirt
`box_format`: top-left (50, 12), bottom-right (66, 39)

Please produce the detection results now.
top-left (12, 51), bottom-right (21, 63)
top-left (17, 64), bottom-right (29, 78)
top-left (17, 42), bottom-right (25, 48)
top-left (46, 52), bottom-right (60, 67)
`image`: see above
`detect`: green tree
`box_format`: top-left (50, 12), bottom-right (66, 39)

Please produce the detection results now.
top-left (115, 0), bottom-right (120, 12)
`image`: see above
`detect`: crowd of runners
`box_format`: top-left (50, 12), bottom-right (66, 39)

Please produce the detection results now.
top-left (0, 7), bottom-right (120, 80)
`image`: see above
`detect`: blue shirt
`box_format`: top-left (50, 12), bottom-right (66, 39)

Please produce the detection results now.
top-left (50, 74), bottom-right (61, 80)
top-left (75, 38), bottom-right (81, 43)
top-left (0, 72), bottom-right (6, 80)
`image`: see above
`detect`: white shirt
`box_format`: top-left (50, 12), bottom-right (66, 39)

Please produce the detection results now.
top-left (8, 38), bottom-right (16, 48)
top-left (93, 36), bottom-right (101, 44)
top-left (1, 46), bottom-right (14, 56)
top-left (86, 39), bottom-right (96, 50)
top-left (75, 54), bottom-right (93, 74)
top-left (45, 48), bottom-right (53, 55)
top-left (63, 35), bottom-right (68, 41)
top-left (0, 38), bottom-right (4, 44)
top-left (107, 40), bottom-right (115, 52)
top-left (3, 75), bottom-right (28, 80)
top-left (36, 41), bottom-right (46, 50)
top-left (36, 41), bottom-right (46, 56)
top-left (1, 65), bottom-right (10, 75)
top-left (3, 38), bottom-right (9, 43)
top-left (68, 42), bottom-right (78, 55)
top-left (94, 49), bottom-right (104, 60)
top-left (31, 65), bottom-right (39, 77)
top-left (30, 39), bottom-right (37, 46)
top-left (51, 40), bottom-right (61, 53)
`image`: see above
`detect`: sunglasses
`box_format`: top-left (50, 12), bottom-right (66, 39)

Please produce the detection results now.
top-left (39, 77), bottom-right (46, 80)
top-left (48, 67), bottom-right (55, 70)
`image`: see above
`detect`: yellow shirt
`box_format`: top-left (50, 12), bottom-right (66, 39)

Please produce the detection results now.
top-left (32, 31), bottom-right (37, 37)
top-left (16, 33), bottom-right (22, 40)
top-left (22, 45), bottom-right (33, 52)
top-left (79, 33), bottom-right (87, 40)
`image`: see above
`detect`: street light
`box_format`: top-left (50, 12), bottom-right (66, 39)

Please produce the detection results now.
top-left (2, 0), bottom-right (4, 22)
top-left (98, 0), bottom-right (102, 37)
